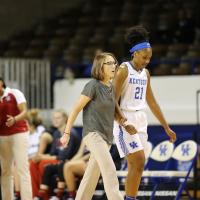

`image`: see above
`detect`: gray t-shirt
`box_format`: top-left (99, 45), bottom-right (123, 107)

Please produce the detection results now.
top-left (81, 79), bottom-right (115, 145)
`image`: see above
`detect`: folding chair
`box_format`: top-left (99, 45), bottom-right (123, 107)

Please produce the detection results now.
top-left (144, 140), bottom-right (174, 171)
top-left (170, 140), bottom-right (197, 200)
top-left (144, 140), bottom-right (197, 200)
top-left (139, 140), bottom-right (174, 200)
top-left (144, 141), bottom-right (153, 169)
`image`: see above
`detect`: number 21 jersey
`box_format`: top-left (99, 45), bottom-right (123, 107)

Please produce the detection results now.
top-left (120, 62), bottom-right (148, 112)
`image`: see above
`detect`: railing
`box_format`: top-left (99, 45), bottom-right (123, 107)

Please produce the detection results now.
top-left (0, 58), bottom-right (51, 109)
top-left (193, 89), bottom-right (200, 199)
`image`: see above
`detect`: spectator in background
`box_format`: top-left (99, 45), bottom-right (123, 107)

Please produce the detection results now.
top-left (0, 77), bottom-right (32, 200)
top-left (37, 140), bottom-right (89, 200)
top-left (61, 141), bottom-right (90, 200)
top-left (27, 108), bottom-right (46, 159)
top-left (82, 48), bottom-right (103, 77)
top-left (30, 109), bottom-right (80, 198)
top-left (35, 129), bottom-right (80, 200)
top-left (95, 48), bottom-right (103, 56)
top-left (173, 8), bottom-right (195, 43)
top-left (64, 67), bottom-right (75, 84)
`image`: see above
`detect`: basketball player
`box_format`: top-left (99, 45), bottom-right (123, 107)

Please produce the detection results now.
top-left (0, 77), bottom-right (32, 200)
top-left (60, 52), bottom-right (137, 200)
top-left (113, 26), bottom-right (177, 200)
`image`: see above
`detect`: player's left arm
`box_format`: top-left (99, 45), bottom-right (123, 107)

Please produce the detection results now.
top-left (146, 69), bottom-right (176, 142)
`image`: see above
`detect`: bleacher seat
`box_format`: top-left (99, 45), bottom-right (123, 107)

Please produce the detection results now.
top-left (152, 63), bottom-right (173, 76)
top-left (171, 62), bottom-right (191, 75)
top-left (0, 0), bottom-right (199, 77)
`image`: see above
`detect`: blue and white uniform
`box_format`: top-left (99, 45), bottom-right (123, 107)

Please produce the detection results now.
top-left (113, 61), bottom-right (149, 158)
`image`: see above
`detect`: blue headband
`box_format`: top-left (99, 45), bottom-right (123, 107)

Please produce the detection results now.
top-left (129, 42), bottom-right (151, 53)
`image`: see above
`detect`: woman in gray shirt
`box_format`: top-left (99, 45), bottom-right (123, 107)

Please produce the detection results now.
top-left (60, 52), bottom-right (136, 200)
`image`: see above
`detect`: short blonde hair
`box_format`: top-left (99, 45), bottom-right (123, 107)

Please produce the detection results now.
top-left (91, 52), bottom-right (118, 80)
top-left (53, 109), bottom-right (68, 122)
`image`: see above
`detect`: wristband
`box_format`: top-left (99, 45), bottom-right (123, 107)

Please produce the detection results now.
top-left (64, 132), bottom-right (70, 135)
top-left (123, 121), bottom-right (129, 127)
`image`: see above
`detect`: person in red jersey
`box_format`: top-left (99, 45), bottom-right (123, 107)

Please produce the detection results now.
top-left (0, 77), bottom-right (32, 200)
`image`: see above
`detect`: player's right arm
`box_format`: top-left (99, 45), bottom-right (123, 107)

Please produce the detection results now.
top-left (113, 64), bottom-right (128, 101)
top-left (113, 64), bottom-right (128, 123)
top-left (113, 64), bottom-right (137, 134)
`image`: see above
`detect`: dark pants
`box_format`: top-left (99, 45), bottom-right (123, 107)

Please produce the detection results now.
top-left (42, 161), bottom-right (65, 186)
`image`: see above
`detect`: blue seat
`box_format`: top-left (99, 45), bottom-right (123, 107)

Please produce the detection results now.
top-left (139, 140), bottom-right (174, 199)
top-left (144, 140), bottom-right (174, 171)
top-left (143, 140), bottom-right (197, 200)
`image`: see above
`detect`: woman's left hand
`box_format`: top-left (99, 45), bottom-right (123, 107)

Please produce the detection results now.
top-left (119, 118), bottom-right (138, 135)
top-left (124, 124), bottom-right (137, 135)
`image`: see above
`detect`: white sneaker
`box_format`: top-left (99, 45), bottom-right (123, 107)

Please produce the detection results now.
top-left (33, 197), bottom-right (40, 200)
top-left (49, 196), bottom-right (60, 200)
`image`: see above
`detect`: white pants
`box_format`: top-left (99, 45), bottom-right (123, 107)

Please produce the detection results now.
top-left (113, 110), bottom-right (149, 158)
top-left (75, 132), bottom-right (123, 200)
top-left (0, 132), bottom-right (32, 200)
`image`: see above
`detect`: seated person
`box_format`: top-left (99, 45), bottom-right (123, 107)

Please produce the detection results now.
top-left (28, 108), bottom-right (46, 159)
top-left (62, 141), bottom-right (90, 200)
top-left (37, 141), bottom-right (89, 200)
top-left (30, 109), bottom-right (81, 198)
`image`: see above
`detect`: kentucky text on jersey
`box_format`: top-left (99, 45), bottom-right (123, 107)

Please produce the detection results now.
top-left (129, 78), bottom-right (147, 85)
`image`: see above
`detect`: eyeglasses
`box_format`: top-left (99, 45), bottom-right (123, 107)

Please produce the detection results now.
top-left (103, 61), bottom-right (117, 66)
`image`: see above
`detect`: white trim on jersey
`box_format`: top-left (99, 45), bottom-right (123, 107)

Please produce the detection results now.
top-left (4, 87), bottom-right (26, 104)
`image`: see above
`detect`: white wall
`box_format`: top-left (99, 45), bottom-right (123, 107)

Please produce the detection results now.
top-left (54, 76), bottom-right (200, 126)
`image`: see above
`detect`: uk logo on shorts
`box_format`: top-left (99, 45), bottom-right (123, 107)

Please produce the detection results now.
top-left (129, 141), bottom-right (138, 149)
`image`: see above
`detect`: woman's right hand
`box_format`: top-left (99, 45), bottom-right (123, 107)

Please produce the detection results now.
top-left (60, 133), bottom-right (70, 147)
